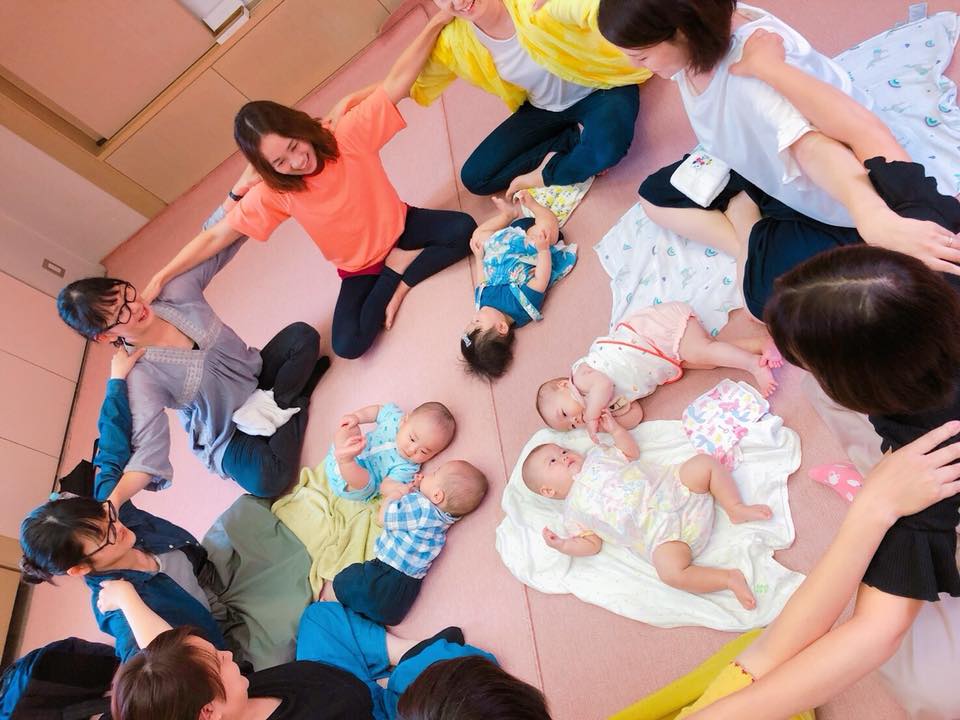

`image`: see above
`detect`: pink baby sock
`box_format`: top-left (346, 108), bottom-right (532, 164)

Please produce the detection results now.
top-left (809, 463), bottom-right (863, 502)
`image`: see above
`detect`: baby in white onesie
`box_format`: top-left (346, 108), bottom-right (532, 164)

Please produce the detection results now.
top-left (536, 301), bottom-right (780, 439)
top-left (522, 411), bottom-right (771, 609)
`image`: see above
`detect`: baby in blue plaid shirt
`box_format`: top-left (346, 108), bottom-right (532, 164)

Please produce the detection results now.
top-left (325, 401), bottom-right (456, 502)
top-left (333, 459), bottom-right (488, 625)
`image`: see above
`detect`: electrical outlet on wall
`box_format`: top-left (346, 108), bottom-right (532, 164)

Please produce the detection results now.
top-left (41, 259), bottom-right (66, 278)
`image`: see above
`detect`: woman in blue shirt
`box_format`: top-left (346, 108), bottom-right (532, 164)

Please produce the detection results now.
top-left (19, 349), bottom-right (225, 663)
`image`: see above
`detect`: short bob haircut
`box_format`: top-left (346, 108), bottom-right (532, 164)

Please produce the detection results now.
top-left (19, 495), bottom-right (107, 584)
top-left (111, 626), bottom-right (224, 720)
top-left (598, 0), bottom-right (737, 74)
top-left (765, 245), bottom-right (960, 416)
top-left (234, 100), bottom-right (339, 193)
top-left (57, 277), bottom-right (131, 342)
top-left (396, 655), bottom-right (551, 720)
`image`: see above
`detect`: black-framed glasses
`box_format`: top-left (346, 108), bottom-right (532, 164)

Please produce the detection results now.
top-left (103, 282), bottom-right (137, 332)
top-left (81, 500), bottom-right (118, 560)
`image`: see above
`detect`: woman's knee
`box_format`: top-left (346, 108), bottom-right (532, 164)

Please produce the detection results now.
top-left (460, 156), bottom-right (495, 196)
top-left (332, 333), bottom-right (373, 360)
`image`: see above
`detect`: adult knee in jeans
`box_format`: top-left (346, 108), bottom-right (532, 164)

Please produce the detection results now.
top-left (285, 321), bottom-right (320, 351)
top-left (332, 332), bottom-right (372, 360)
top-left (460, 154), bottom-right (498, 196)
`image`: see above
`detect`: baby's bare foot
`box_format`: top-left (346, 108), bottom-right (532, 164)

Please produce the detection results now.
top-left (752, 364), bottom-right (778, 397)
top-left (727, 569), bottom-right (756, 610)
top-left (760, 337), bottom-right (784, 368)
top-left (728, 502), bottom-right (773, 523)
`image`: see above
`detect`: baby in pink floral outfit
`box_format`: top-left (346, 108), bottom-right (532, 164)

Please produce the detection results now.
top-left (521, 411), bottom-right (772, 609)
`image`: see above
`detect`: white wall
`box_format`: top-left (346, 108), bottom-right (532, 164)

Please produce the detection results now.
top-left (0, 124), bottom-right (149, 295)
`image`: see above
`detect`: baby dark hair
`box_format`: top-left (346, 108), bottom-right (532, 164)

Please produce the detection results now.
top-left (598, 0), bottom-right (737, 74)
top-left (765, 245), bottom-right (960, 415)
top-left (19, 496), bottom-right (107, 584)
top-left (440, 461), bottom-right (489, 517)
top-left (397, 655), bottom-right (551, 720)
top-left (461, 326), bottom-right (516, 380)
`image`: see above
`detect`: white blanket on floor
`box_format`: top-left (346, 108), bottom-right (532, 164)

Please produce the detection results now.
top-left (836, 11), bottom-right (960, 196)
top-left (597, 13), bottom-right (960, 332)
top-left (595, 203), bottom-right (742, 333)
top-left (495, 416), bottom-right (805, 630)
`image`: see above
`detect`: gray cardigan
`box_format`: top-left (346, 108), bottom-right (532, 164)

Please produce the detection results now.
top-left (124, 207), bottom-right (259, 489)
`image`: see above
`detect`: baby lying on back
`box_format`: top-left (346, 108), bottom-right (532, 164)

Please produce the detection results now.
top-left (537, 303), bottom-right (781, 439)
top-left (522, 411), bottom-right (771, 609)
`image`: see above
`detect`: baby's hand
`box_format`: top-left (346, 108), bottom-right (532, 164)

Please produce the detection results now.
top-left (585, 415), bottom-right (602, 444)
top-left (530, 224), bottom-right (552, 251)
top-left (597, 409), bottom-right (620, 436)
top-left (380, 477), bottom-right (413, 499)
top-left (470, 230), bottom-right (486, 257)
top-left (339, 413), bottom-right (360, 431)
top-left (542, 527), bottom-right (566, 551)
top-left (730, 28), bottom-right (786, 79)
top-left (334, 432), bottom-right (364, 462)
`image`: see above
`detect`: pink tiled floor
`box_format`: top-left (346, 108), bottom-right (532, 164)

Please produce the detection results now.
top-left (25, 2), bottom-right (959, 718)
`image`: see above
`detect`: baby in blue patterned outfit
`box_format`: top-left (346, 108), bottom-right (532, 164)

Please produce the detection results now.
top-left (324, 402), bottom-right (456, 502)
top-left (461, 192), bottom-right (577, 380)
top-left (333, 459), bottom-right (488, 625)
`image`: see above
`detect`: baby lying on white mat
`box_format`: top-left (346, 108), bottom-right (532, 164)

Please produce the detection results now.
top-left (522, 410), bottom-right (771, 610)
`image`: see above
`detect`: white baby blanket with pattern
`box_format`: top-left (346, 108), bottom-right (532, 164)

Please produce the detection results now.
top-left (495, 414), bottom-right (805, 630)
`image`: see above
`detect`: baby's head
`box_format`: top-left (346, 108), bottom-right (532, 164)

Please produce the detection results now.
top-left (418, 460), bottom-right (489, 517)
top-left (521, 443), bottom-right (584, 500)
top-left (397, 402), bottom-right (456, 463)
top-left (535, 378), bottom-right (585, 431)
top-left (462, 307), bottom-right (516, 380)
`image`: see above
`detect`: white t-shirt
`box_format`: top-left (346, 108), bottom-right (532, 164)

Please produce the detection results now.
top-left (473, 26), bottom-right (593, 112)
top-left (675, 4), bottom-right (874, 227)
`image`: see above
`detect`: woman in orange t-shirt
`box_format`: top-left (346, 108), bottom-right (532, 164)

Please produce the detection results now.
top-left (142, 12), bottom-right (475, 359)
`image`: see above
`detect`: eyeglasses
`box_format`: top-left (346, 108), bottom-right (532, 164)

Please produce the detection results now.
top-left (103, 283), bottom-right (137, 332)
top-left (81, 500), bottom-right (118, 560)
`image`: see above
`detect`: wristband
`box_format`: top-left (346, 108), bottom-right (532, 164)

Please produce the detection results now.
top-left (228, 190), bottom-right (245, 202)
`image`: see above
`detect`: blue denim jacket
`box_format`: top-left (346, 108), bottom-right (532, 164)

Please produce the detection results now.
top-left (86, 379), bottom-right (225, 662)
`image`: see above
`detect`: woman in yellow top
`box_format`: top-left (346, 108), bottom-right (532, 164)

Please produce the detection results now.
top-left (407, 0), bottom-right (651, 198)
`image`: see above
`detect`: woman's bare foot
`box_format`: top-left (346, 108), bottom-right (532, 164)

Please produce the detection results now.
top-left (384, 282), bottom-right (410, 330)
top-left (385, 247), bottom-right (422, 276)
top-left (752, 364), bottom-right (778, 397)
top-left (727, 502), bottom-right (773, 523)
top-left (726, 569), bottom-right (756, 610)
top-left (760, 337), bottom-right (784, 368)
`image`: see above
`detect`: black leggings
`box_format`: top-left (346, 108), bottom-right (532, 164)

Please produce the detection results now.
top-left (331, 206), bottom-right (476, 359)
top-left (222, 322), bottom-right (321, 497)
